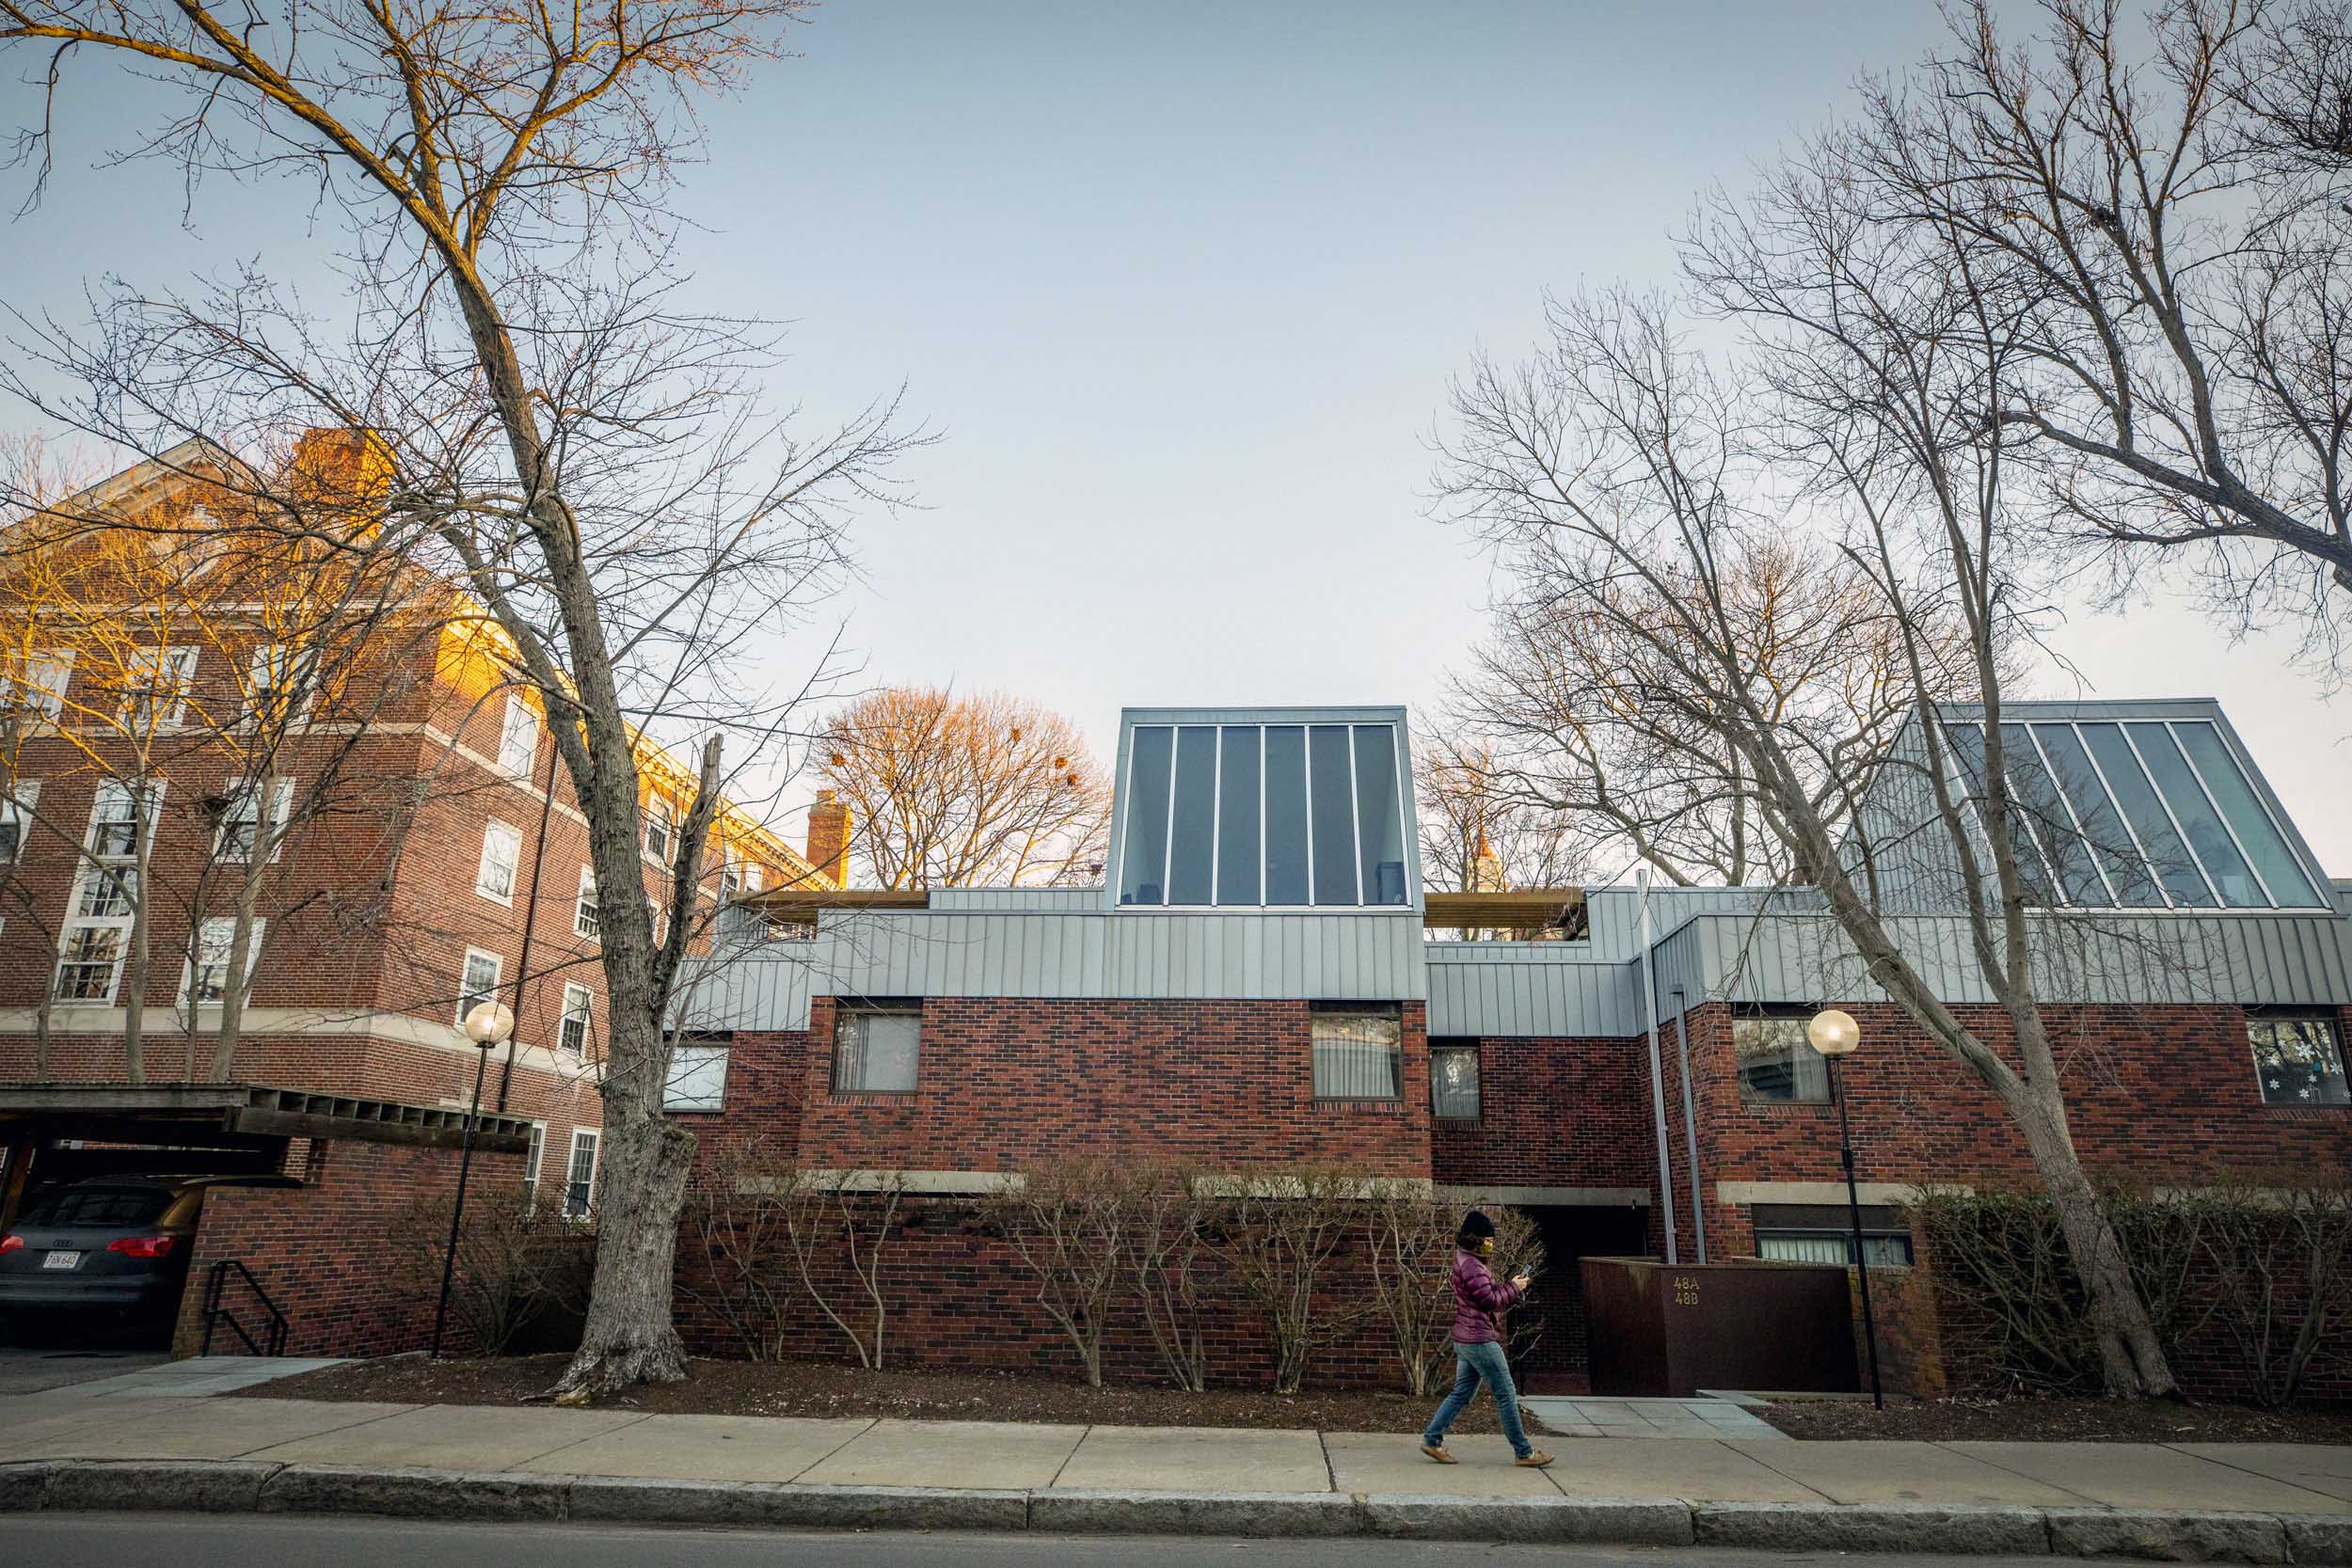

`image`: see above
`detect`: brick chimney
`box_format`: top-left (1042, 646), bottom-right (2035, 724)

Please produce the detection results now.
top-left (806, 789), bottom-right (850, 888)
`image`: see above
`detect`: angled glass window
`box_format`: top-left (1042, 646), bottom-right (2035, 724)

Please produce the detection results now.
top-left (2030, 723), bottom-right (2163, 907)
top-left (2124, 722), bottom-right (2263, 908)
top-left (1117, 724), bottom-right (1173, 907)
top-left (1353, 723), bottom-right (1407, 906)
top-left (2076, 722), bottom-right (2214, 907)
top-left (1307, 725), bottom-right (1358, 905)
top-left (1216, 726), bottom-right (1261, 905)
top-left (2172, 723), bottom-right (2324, 908)
top-left (1263, 725), bottom-right (1311, 905)
top-left (1165, 725), bottom-right (1217, 907)
top-left (1944, 722), bottom-right (2058, 904)
top-left (1997, 723), bottom-right (2106, 906)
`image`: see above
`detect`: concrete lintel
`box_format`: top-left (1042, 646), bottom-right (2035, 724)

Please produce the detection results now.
top-left (1436, 1184), bottom-right (1652, 1209)
top-left (1716, 1180), bottom-right (1957, 1207)
top-left (1189, 1174), bottom-right (1433, 1200)
top-left (743, 1169), bottom-right (1025, 1196)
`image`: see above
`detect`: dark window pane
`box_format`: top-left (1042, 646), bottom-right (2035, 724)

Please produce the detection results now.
top-left (1352, 725), bottom-right (1406, 905)
top-left (1118, 725), bottom-right (1173, 906)
top-left (2174, 723), bottom-right (2322, 907)
top-left (1999, 723), bottom-right (2106, 905)
top-left (1166, 726), bottom-right (1217, 905)
top-left (1946, 723), bottom-right (2057, 904)
top-left (2078, 722), bottom-right (2213, 907)
top-left (1733, 1017), bottom-right (1829, 1103)
top-left (1216, 726), bottom-right (1261, 905)
top-left (835, 1011), bottom-right (920, 1093)
top-left (1263, 726), bottom-right (1310, 904)
top-left (2031, 724), bottom-right (2163, 906)
top-left (1308, 724), bottom-right (1358, 905)
top-left (2249, 1017), bottom-right (2349, 1106)
top-left (2125, 722), bottom-right (2262, 907)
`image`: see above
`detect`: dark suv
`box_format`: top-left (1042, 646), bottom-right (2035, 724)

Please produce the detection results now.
top-left (0, 1175), bottom-right (272, 1327)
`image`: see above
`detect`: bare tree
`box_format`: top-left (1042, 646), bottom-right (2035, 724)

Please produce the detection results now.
top-left (1127, 1162), bottom-right (1213, 1392)
top-left (779, 1169), bottom-right (905, 1371)
top-left (1844, 0), bottom-right (2352, 679)
top-left (1438, 217), bottom-right (2181, 1391)
top-left (1412, 731), bottom-right (1581, 895)
top-left (0, 0), bottom-right (917, 1397)
top-left (1205, 1167), bottom-right (1375, 1395)
top-left (817, 687), bottom-right (1112, 889)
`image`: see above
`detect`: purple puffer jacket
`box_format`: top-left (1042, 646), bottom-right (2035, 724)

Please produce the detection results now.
top-left (1450, 1247), bottom-right (1521, 1344)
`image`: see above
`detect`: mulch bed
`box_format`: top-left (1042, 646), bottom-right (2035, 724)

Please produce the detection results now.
top-left (234, 1353), bottom-right (1514, 1433)
top-left (1759, 1393), bottom-right (2352, 1444)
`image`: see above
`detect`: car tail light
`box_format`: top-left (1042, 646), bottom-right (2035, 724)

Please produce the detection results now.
top-left (107, 1235), bottom-right (176, 1259)
top-left (0, 1235), bottom-right (19, 1254)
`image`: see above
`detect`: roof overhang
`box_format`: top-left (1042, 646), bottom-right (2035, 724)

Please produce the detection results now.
top-left (0, 1082), bottom-right (532, 1154)
top-left (1422, 889), bottom-right (1588, 935)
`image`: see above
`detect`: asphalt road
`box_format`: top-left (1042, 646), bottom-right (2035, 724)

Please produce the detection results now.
top-left (4, 1514), bottom-right (2086, 1568)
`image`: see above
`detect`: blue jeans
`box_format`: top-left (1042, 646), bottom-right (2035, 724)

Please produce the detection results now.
top-left (1422, 1338), bottom-right (1533, 1458)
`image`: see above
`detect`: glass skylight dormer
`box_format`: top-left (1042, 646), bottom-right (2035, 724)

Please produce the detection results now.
top-left (1109, 707), bottom-right (1419, 910)
top-left (1940, 707), bottom-right (2330, 912)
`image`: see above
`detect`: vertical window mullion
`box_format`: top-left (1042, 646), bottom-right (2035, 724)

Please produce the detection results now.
top-left (1301, 724), bottom-right (1315, 907)
top-left (1207, 726), bottom-right (1221, 908)
top-left (1343, 722), bottom-right (1363, 906)
top-left (1258, 726), bottom-right (1267, 907)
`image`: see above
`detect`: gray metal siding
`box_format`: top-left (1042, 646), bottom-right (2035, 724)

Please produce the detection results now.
top-left (1425, 953), bottom-right (1642, 1037)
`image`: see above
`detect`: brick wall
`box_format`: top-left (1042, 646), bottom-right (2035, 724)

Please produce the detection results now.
top-left (752, 997), bottom-right (1433, 1178)
top-left (171, 1134), bottom-right (526, 1358)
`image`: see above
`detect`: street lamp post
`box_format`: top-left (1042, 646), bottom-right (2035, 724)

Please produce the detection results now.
top-left (433, 1000), bottom-right (514, 1360)
top-left (1806, 1006), bottom-right (1884, 1410)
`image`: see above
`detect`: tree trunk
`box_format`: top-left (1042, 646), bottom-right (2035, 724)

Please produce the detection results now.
top-left (2011, 1081), bottom-right (2180, 1397)
top-left (554, 1085), bottom-right (696, 1401)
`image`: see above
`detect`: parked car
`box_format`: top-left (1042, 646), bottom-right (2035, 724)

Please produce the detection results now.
top-left (0, 1174), bottom-right (278, 1330)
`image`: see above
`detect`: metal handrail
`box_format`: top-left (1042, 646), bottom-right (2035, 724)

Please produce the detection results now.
top-left (199, 1259), bottom-right (290, 1357)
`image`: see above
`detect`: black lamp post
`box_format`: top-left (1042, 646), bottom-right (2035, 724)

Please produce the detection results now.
top-left (1807, 1006), bottom-right (1884, 1410)
top-left (433, 999), bottom-right (513, 1360)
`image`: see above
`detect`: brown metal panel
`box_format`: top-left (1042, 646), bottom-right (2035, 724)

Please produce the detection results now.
top-left (1581, 1257), bottom-right (1858, 1397)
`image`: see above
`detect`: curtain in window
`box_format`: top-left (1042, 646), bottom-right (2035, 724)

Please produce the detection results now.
top-left (1431, 1047), bottom-right (1480, 1118)
top-left (837, 1011), bottom-right (920, 1092)
top-left (1312, 1012), bottom-right (1401, 1100)
top-left (1734, 1018), bottom-right (1830, 1101)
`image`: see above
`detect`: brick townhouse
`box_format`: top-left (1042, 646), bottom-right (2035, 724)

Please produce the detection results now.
top-left (675, 702), bottom-right (2352, 1393)
top-left (0, 434), bottom-right (838, 1354)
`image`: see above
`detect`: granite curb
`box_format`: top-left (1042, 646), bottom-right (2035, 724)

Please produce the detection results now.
top-left (1, 1456), bottom-right (2345, 1560)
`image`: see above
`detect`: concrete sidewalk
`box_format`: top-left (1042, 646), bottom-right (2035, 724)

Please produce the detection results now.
top-left (0, 1385), bottom-right (2347, 1560)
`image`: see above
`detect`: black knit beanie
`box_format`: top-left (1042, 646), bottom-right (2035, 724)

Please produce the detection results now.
top-left (1459, 1210), bottom-right (1497, 1243)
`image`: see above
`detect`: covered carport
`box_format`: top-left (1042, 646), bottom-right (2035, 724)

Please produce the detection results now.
top-left (0, 1083), bottom-right (534, 1357)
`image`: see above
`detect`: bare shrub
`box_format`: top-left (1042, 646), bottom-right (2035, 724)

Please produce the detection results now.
top-left (1207, 1167), bottom-right (1376, 1395)
top-left (1489, 1207), bottom-right (1549, 1370)
top-left (1364, 1191), bottom-right (1454, 1396)
top-left (780, 1169), bottom-right (905, 1370)
top-left (1129, 1162), bottom-right (1215, 1393)
top-left (389, 1189), bottom-right (593, 1356)
top-left (2196, 1169), bottom-right (2352, 1408)
top-left (984, 1156), bottom-right (1136, 1387)
top-left (676, 1139), bottom-right (797, 1362)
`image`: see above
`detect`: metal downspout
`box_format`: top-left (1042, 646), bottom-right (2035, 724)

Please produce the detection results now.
top-left (1638, 870), bottom-right (1679, 1264)
top-left (1671, 985), bottom-right (1707, 1263)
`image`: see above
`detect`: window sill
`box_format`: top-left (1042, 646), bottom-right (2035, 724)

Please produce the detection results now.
top-left (2259, 1102), bottom-right (2349, 1115)
top-left (1741, 1099), bottom-right (1833, 1114)
top-left (1313, 1097), bottom-right (1406, 1112)
top-left (829, 1090), bottom-right (918, 1104)
top-left (1434, 1114), bottom-right (1482, 1125)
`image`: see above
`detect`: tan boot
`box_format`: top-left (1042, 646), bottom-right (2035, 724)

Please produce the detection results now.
top-left (1419, 1442), bottom-right (1457, 1465)
top-left (1515, 1449), bottom-right (1555, 1468)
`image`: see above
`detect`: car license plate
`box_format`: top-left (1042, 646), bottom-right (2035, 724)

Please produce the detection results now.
top-left (40, 1250), bottom-right (81, 1270)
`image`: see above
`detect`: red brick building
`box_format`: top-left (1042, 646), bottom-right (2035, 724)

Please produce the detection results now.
top-left (676, 703), bottom-right (2350, 1393)
top-left (0, 434), bottom-right (832, 1353)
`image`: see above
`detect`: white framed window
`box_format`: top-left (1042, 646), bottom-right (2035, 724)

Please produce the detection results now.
top-left (1310, 1006), bottom-right (1403, 1101)
top-left (497, 695), bottom-right (539, 778)
top-left (4, 647), bottom-right (74, 721)
top-left (183, 915), bottom-right (265, 1005)
top-left (2249, 1014), bottom-right (2349, 1107)
top-left (245, 643), bottom-right (316, 728)
top-left (719, 848), bottom-right (743, 902)
top-left (476, 819), bottom-right (522, 904)
top-left (664, 1037), bottom-right (730, 1112)
top-left (559, 983), bottom-right (594, 1057)
top-left (457, 947), bottom-right (503, 1026)
top-left (522, 1123), bottom-right (545, 1190)
top-left (0, 780), bottom-right (41, 863)
top-left (644, 795), bottom-right (676, 865)
top-left (118, 645), bottom-right (198, 733)
top-left (56, 780), bottom-right (162, 1004)
top-left (563, 1129), bottom-right (599, 1218)
top-left (215, 777), bottom-right (294, 863)
top-left (573, 866), bottom-right (600, 940)
top-left (834, 1006), bottom-right (920, 1094)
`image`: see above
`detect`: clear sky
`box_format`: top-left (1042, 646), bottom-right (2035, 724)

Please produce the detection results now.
top-left (5, 1), bottom-right (2344, 873)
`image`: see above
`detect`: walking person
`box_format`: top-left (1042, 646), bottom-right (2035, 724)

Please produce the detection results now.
top-left (1420, 1210), bottom-right (1552, 1467)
